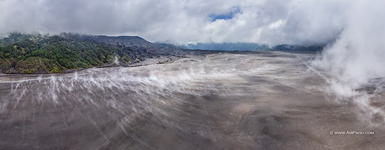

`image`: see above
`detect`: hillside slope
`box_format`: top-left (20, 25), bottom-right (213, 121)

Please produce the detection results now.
top-left (0, 33), bottom-right (160, 74)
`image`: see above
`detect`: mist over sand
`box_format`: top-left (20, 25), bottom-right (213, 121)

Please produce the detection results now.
top-left (2, 0), bottom-right (384, 95)
top-left (1, 52), bottom-right (384, 150)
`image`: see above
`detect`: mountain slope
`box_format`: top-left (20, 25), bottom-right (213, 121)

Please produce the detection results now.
top-left (0, 33), bottom-right (160, 74)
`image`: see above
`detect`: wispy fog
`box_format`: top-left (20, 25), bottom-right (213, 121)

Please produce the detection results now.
top-left (1, 0), bottom-right (384, 98)
top-left (312, 0), bottom-right (385, 95)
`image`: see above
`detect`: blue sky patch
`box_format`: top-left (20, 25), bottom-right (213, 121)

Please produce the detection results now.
top-left (209, 6), bottom-right (241, 22)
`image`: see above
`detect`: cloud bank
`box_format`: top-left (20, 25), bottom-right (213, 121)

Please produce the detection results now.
top-left (313, 0), bottom-right (385, 92)
top-left (0, 0), bottom-right (349, 45)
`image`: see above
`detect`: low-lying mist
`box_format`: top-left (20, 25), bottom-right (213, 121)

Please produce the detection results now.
top-left (310, 1), bottom-right (385, 124)
top-left (312, 0), bottom-right (385, 96)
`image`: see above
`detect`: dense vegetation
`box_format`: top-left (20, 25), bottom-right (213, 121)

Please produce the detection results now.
top-left (0, 33), bottom-right (155, 74)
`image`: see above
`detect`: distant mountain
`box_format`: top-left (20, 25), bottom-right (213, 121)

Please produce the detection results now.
top-left (181, 42), bottom-right (324, 52)
top-left (59, 33), bottom-right (188, 56)
top-left (186, 43), bottom-right (268, 51)
top-left (58, 33), bottom-right (154, 48)
top-left (272, 44), bottom-right (324, 52)
top-left (91, 36), bottom-right (153, 47)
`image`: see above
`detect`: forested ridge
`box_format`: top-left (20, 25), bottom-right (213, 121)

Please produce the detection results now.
top-left (0, 33), bottom-right (158, 74)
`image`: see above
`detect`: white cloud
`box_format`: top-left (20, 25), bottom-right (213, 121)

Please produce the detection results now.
top-left (0, 0), bottom-right (346, 45)
top-left (313, 0), bottom-right (385, 90)
top-left (0, 0), bottom-right (383, 53)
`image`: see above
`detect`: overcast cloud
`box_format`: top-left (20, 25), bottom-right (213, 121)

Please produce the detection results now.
top-left (0, 0), bottom-right (354, 45)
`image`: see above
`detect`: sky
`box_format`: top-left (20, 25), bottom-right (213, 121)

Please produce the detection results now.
top-left (0, 0), bottom-right (351, 45)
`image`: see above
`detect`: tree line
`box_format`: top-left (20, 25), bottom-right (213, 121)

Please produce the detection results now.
top-left (0, 32), bottom-right (138, 74)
